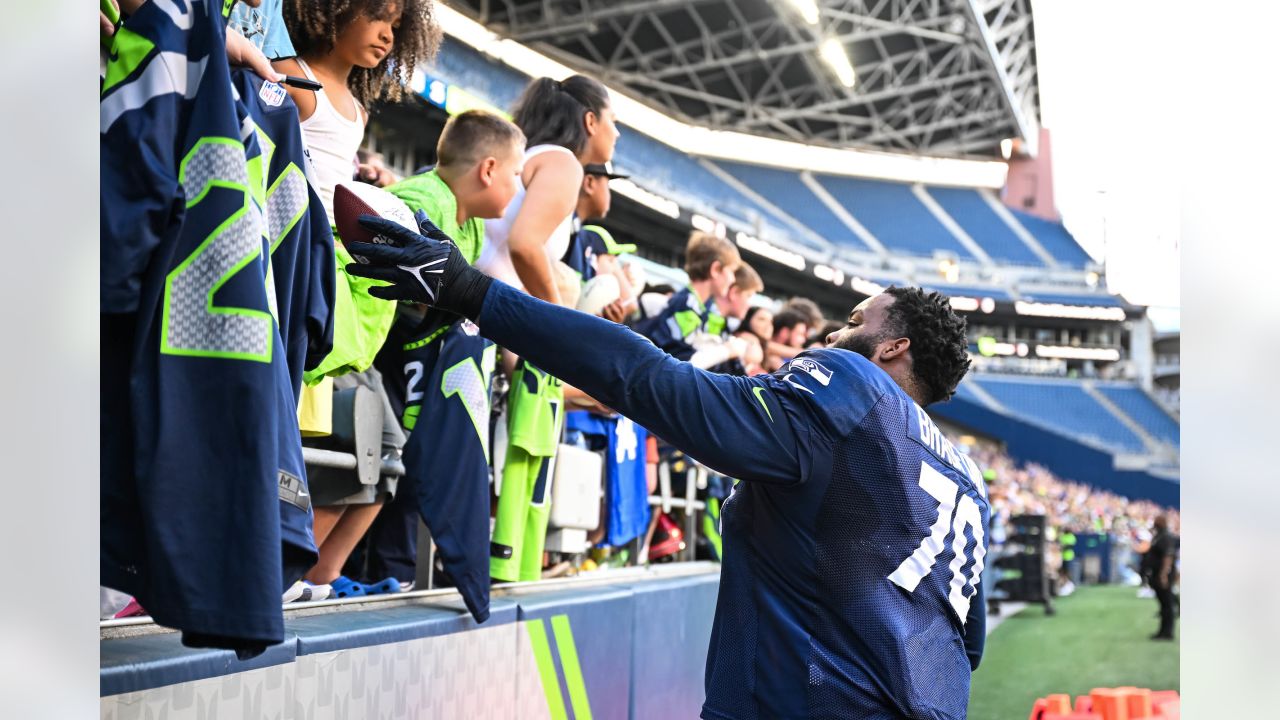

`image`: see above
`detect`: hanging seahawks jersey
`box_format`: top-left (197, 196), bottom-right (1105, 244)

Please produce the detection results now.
top-left (377, 315), bottom-right (496, 622)
top-left (230, 69), bottom-right (334, 396)
top-left (101, 0), bottom-right (316, 655)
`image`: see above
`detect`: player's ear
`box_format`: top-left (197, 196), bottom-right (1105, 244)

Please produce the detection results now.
top-left (880, 336), bottom-right (911, 362)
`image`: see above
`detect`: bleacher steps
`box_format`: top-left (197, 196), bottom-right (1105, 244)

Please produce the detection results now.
top-left (980, 189), bottom-right (1060, 268)
top-left (911, 184), bottom-right (993, 266)
top-left (1082, 382), bottom-right (1165, 455)
top-left (962, 380), bottom-right (1007, 413)
top-left (799, 171), bottom-right (889, 256)
top-left (696, 159), bottom-right (832, 252)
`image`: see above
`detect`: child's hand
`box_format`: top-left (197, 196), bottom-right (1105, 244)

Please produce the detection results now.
top-left (356, 163), bottom-right (399, 187)
top-left (225, 28), bottom-right (284, 83)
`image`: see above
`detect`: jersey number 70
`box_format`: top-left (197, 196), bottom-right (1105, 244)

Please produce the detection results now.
top-left (888, 461), bottom-right (987, 623)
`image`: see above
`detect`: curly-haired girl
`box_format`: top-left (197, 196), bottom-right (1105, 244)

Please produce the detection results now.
top-left (273, 0), bottom-right (441, 217)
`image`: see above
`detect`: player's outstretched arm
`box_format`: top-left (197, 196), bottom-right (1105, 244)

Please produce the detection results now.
top-left (344, 215), bottom-right (805, 484)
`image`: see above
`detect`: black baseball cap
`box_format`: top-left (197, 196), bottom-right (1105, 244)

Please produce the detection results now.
top-left (584, 162), bottom-right (629, 180)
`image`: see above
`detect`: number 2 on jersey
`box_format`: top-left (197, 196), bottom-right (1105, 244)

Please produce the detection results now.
top-left (888, 461), bottom-right (987, 623)
top-left (403, 345), bottom-right (497, 458)
top-left (162, 138), bottom-right (272, 361)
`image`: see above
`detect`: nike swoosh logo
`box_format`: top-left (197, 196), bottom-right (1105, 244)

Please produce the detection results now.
top-left (398, 258), bottom-right (447, 301)
top-left (752, 386), bottom-right (773, 422)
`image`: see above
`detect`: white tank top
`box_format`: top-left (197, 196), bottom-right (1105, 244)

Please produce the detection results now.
top-left (295, 59), bottom-right (365, 221)
top-left (478, 144), bottom-right (577, 290)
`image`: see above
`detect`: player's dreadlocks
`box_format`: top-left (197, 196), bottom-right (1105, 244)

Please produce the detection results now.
top-left (882, 286), bottom-right (972, 405)
top-left (282, 0), bottom-right (441, 106)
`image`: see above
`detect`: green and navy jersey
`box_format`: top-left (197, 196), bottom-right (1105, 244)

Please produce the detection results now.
top-left (376, 315), bottom-right (496, 622)
top-left (230, 69), bottom-right (335, 395)
top-left (375, 172), bottom-right (496, 620)
top-left (101, 0), bottom-right (317, 654)
top-left (472, 281), bottom-right (991, 718)
top-left (632, 286), bottom-right (726, 362)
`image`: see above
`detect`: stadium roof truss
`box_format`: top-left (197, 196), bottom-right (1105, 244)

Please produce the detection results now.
top-left (451, 0), bottom-right (1042, 157)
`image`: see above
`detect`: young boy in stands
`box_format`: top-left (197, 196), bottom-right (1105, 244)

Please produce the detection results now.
top-left (360, 111), bottom-right (525, 621)
top-left (705, 262), bottom-right (765, 374)
top-left (563, 162), bottom-right (637, 323)
top-left (633, 231), bottom-right (741, 362)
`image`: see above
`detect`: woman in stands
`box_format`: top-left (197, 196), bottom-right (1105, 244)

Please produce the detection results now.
top-left (477, 75), bottom-right (620, 304)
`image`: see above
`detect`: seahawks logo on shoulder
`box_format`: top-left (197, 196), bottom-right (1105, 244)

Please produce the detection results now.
top-left (787, 357), bottom-right (833, 386)
top-left (461, 319), bottom-right (480, 336)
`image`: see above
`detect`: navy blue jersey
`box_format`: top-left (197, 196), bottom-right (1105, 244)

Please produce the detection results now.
top-left (101, 0), bottom-right (316, 654)
top-left (230, 69), bottom-right (335, 395)
top-left (633, 287), bottom-right (727, 362)
top-left (474, 282), bottom-right (990, 719)
top-left (377, 314), bottom-right (496, 622)
top-left (562, 223), bottom-right (633, 283)
top-left (561, 224), bottom-right (600, 283)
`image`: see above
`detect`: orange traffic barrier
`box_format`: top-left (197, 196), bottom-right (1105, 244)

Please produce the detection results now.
top-left (1115, 687), bottom-right (1152, 718)
top-left (1031, 688), bottom-right (1178, 720)
top-left (1029, 694), bottom-right (1074, 720)
top-left (1088, 688), bottom-right (1129, 720)
top-left (1047, 695), bottom-right (1072, 714)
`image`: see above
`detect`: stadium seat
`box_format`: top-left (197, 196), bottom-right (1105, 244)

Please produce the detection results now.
top-left (1095, 385), bottom-right (1180, 447)
top-left (1008, 209), bottom-right (1094, 268)
top-left (612, 132), bottom-right (825, 251)
top-left (427, 39), bottom-right (527, 110)
top-left (922, 283), bottom-right (1014, 301)
top-left (711, 160), bottom-right (872, 251)
top-left (927, 186), bottom-right (1045, 266)
top-left (813, 174), bottom-right (977, 259)
top-left (973, 375), bottom-right (1148, 453)
top-left (1019, 291), bottom-right (1123, 307)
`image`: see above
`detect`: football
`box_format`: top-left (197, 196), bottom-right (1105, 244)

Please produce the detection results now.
top-left (576, 273), bottom-right (621, 317)
top-left (332, 182), bottom-right (418, 262)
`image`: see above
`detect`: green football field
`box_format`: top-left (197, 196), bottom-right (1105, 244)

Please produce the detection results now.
top-left (969, 585), bottom-right (1180, 719)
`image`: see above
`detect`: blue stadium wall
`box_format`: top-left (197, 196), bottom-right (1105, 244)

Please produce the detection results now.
top-left (101, 569), bottom-right (719, 719)
top-left (931, 397), bottom-right (1179, 508)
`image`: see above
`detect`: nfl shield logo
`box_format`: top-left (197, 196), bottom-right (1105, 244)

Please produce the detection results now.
top-left (259, 82), bottom-right (287, 107)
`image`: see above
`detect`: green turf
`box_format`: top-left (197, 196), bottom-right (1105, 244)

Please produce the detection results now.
top-left (969, 585), bottom-right (1179, 720)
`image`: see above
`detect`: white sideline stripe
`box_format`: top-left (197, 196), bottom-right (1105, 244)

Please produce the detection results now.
top-left (101, 53), bottom-right (208, 133)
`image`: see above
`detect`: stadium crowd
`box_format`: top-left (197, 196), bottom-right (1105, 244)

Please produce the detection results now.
top-left (99, 0), bottom-right (1178, 661)
top-left (967, 442), bottom-right (1179, 592)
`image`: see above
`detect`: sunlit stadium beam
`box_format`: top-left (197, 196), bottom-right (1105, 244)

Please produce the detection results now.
top-left (433, 2), bottom-right (1009, 187)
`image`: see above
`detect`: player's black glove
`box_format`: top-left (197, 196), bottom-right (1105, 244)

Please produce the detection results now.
top-left (344, 212), bottom-right (493, 319)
